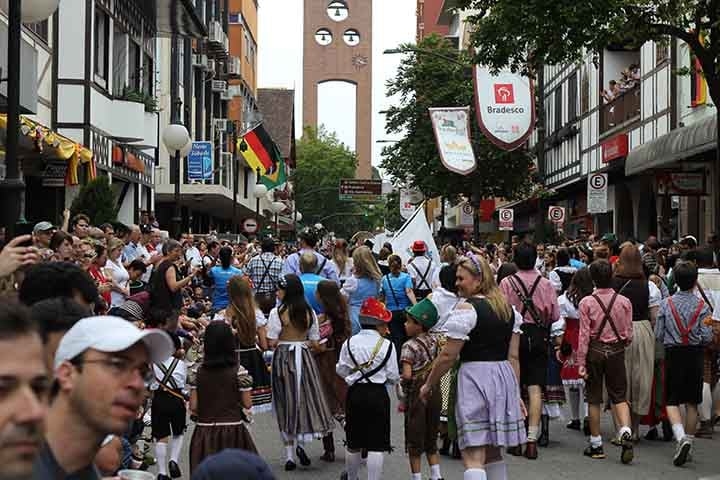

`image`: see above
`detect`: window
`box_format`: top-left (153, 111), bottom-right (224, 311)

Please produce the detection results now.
top-left (567, 72), bottom-right (578, 121)
top-left (129, 41), bottom-right (141, 90)
top-left (143, 53), bottom-right (154, 96)
top-left (25, 21), bottom-right (49, 43)
top-left (580, 66), bottom-right (589, 114)
top-left (112, 27), bottom-right (127, 96)
top-left (554, 88), bottom-right (562, 132)
top-left (656, 39), bottom-right (668, 66)
top-left (94, 7), bottom-right (110, 88)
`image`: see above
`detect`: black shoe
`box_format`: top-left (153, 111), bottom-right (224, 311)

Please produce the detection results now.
top-left (168, 460), bottom-right (181, 479)
top-left (644, 427), bottom-right (660, 441)
top-left (662, 420), bottom-right (674, 442)
top-left (620, 432), bottom-right (634, 464)
top-left (583, 417), bottom-right (591, 436)
top-left (439, 436), bottom-right (451, 456)
top-left (583, 445), bottom-right (606, 459)
top-left (673, 438), bottom-right (691, 467)
top-left (538, 414), bottom-right (549, 447)
top-left (157, 475), bottom-right (171, 480)
top-left (320, 451), bottom-right (335, 462)
top-left (566, 419), bottom-right (581, 431)
top-left (285, 460), bottom-right (297, 471)
top-left (296, 445), bottom-right (311, 466)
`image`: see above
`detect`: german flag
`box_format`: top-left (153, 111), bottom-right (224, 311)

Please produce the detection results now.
top-left (238, 123), bottom-right (281, 176)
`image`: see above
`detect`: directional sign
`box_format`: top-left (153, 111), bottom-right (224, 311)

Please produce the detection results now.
top-left (339, 179), bottom-right (383, 202)
top-left (187, 142), bottom-right (213, 181)
top-left (587, 173), bottom-right (608, 214)
top-left (548, 206), bottom-right (566, 224)
top-left (499, 208), bottom-right (514, 231)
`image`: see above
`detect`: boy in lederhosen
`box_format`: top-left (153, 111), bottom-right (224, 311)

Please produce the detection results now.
top-left (337, 298), bottom-right (399, 480)
top-left (577, 259), bottom-right (635, 464)
top-left (150, 332), bottom-right (188, 479)
top-left (655, 261), bottom-right (713, 467)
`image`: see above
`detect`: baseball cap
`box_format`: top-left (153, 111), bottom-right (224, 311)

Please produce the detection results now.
top-left (33, 221), bottom-right (54, 233)
top-left (54, 316), bottom-right (174, 370)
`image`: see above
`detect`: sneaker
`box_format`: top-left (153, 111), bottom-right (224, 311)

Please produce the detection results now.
top-left (583, 444), bottom-right (606, 459)
top-left (284, 460), bottom-right (297, 471)
top-left (168, 460), bottom-right (181, 478)
top-left (566, 419), bottom-right (581, 431)
top-left (696, 421), bottom-right (713, 439)
top-left (620, 431), bottom-right (634, 464)
top-left (673, 438), bottom-right (691, 467)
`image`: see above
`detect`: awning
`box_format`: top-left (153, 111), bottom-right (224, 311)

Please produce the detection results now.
top-left (0, 114), bottom-right (95, 185)
top-left (155, 0), bottom-right (207, 39)
top-left (625, 114), bottom-right (717, 176)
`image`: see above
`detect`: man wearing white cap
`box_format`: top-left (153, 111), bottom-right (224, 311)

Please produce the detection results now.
top-left (33, 316), bottom-right (173, 479)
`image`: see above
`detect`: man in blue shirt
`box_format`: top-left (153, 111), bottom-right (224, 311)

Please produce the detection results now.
top-left (299, 253), bottom-right (324, 313)
top-left (282, 227), bottom-right (338, 283)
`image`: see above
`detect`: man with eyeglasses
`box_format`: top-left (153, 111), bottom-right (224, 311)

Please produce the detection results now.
top-left (0, 300), bottom-right (49, 480)
top-left (33, 316), bottom-right (173, 479)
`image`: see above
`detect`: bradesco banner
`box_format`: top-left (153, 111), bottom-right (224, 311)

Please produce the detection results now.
top-left (473, 66), bottom-right (535, 151)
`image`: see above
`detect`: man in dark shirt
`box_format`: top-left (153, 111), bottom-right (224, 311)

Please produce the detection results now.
top-left (33, 316), bottom-right (173, 479)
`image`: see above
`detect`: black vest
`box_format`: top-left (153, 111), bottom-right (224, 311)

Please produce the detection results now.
top-left (612, 276), bottom-right (649, 321)
top-left (556, 269), bottom-right (574, 294)
top-left (459, 297), bottom-right (513, 362)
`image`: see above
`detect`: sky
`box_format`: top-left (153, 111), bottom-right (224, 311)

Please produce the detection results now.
top-left (256, 0), bottom-right (417, 170)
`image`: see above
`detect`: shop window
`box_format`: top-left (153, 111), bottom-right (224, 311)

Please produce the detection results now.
top-left (94, 7), bottom-right (110, 88)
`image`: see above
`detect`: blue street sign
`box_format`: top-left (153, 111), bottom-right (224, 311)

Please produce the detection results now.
top-left (187, 142), bottom-right (213, 180)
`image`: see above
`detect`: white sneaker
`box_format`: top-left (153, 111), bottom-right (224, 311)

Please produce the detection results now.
top-left (673, 438), bottom-right (691, 467)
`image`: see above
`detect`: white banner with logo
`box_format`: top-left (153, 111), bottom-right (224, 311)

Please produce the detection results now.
top-left (587, 173), bottom-right (608, 214)
top-left (473, 66), bottom-right (535, 151)
top-left (429, 107), bottom-right (477, 175)
top-left (400, 188), bottom-right (424, 220)
top-left (391, 203), bottom-right (439, 265)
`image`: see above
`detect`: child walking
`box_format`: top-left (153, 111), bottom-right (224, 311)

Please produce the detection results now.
top-left (402, 299), bottom-right (444, 480)
top-left (654, 261), bottom-right (713, 466)
top-left (337, 298), bottom-right (400, 480)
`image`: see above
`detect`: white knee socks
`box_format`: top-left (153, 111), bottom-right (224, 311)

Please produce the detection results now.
top-left (430, 463), bottom-right (442, 480)
top-left (485, 461), bottom-right (507, 480)
top-left (345, 449), bottom-right (362, 480)
top-left (464, 468), bottom-right (487, 480)
top-left (155, 442), bottom-right (168, 476)
top-left (169, 434), bottom-right (184, 463)
top-left (366, 452), bottom-right (384, 480)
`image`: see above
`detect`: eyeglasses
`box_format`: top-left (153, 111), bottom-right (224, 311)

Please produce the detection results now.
top-left (75, 356), bottom-right (153, 384)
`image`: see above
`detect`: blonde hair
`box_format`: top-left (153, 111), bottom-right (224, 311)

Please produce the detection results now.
top-left (108, 238), bottom-right (124, 254)
top-left (458, 255), bottom-right (512, 321)
top-left (441, 245), bottom-right (458, 264)
top-left (352, 246), bottom-right (382, 281)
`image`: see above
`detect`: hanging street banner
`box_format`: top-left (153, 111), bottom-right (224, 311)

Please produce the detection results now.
top-left (499, 208), bottom-right (514, 231)
top-left (587, 173), bottom-right (608, 214)
top-left (548, 206), bottom-right (566, 224)
top-left (473, 66), bottom-right (535, 151)
top-left (187, 141), bottom-right (213, 181)
top-left (400, 188), bottom-right (424, 219)
top-left (429, 107), bottom-right (477, 175)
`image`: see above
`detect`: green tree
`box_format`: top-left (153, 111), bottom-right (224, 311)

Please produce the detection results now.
top-left (381, 34), bottom-right (535, 202)
top-left (293, 127), bottom-right (382, 238)
top-left (70, 175), bottom-right (118, 225)
top-left (383, 189), bottom-right (405, 232)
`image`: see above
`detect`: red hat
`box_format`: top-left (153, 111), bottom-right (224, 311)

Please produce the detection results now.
top-left (411, 240), bottom-right (427, 252)
top-left (358, 298), bottom-right (392, 326)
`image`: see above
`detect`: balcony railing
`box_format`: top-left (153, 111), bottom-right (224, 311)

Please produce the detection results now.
top-left (600, 85), bottom-right (640, 134)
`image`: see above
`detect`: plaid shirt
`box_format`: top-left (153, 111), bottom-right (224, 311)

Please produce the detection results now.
top-left (246, 253), bottom-right (283, 294)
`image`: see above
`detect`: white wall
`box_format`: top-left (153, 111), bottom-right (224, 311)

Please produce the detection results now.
top-left (57, 0), bottom-right (85, 79)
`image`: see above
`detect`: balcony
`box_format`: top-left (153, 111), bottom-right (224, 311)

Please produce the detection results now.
top-left (206, 21), bottom-right (229, 58)
top-left (226, 56), bottom-right (242, 78)
top-left (600, 85), bottom-right (640, 135)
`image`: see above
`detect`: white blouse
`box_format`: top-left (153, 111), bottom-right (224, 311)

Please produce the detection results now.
top-left (445, 297), bottom-right (523, 341)
top-left (266, 307), bottom-right (320, 341)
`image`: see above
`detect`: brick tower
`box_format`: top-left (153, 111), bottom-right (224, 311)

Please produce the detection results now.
top-left (303, 0), bottom-right (372, 178)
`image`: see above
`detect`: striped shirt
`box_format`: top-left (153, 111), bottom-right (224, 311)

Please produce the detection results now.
top-left (655, 291), bottom-right (713, 347)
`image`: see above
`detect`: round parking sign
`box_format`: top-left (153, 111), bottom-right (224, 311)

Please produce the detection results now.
top-left (589, 173), bottom-right (607, 190)
top-left (499, 209), bottom-right (513, 221)
top-left (462, 203), bottom-right (474, 215)
top-left (548, 206), bottom-right (565, 224)
top-left (242, 218), bottom-right (258, 233)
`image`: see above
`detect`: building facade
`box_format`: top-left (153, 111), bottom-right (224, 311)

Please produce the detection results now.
top-left (417, 0), bottom-right (449, 42)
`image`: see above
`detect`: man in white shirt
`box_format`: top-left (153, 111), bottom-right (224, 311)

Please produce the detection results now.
top-left (534, 243), bottom-right (546, 273)
top-left (408, 241), bottom-right (436, 300)
top-left (184, 235), bottom-right (203, 269)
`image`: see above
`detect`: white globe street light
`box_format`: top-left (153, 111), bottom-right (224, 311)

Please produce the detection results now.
top-left (271, 201), bottom-right (286, 214)
top-left (295, 212), bottom-right (303, 222)
top-left (253, 183), bottom-right (268, 198)
top-left (179, 139), bottom-right (193, 158)
top-left (163, 124), bottom-right (191, 239)
top-left (0, 0), bottom-right (60, 22)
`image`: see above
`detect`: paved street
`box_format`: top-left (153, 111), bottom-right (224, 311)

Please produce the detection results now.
top-left (170, 401), bottom-right (720, 479)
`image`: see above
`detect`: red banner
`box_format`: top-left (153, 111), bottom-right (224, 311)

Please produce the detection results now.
top-left (479, 199), bottom-right (496, 222)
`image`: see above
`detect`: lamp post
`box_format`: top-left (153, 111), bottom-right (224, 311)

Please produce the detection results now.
top-left (252, 167), bottom-right (268, 235)
top-left (270, 201), bottom-right (285, 238)
top-left (0, 0), bottom-right (60, 232)
top-left (162, 124), bottom-right (190, 239)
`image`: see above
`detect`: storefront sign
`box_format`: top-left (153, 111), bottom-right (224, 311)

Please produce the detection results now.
top-left (601, 134), bottom-right (628, 163)
top-left (587, 173), bottom-right (608, 214)
top-left (548, 206), bottom-right (566, 224)
top-left (187, 142), bottom-right (213, 181)
top-left (473, 66), bottom-right (535, 151)
top-left (400, 188), bottom-right (424, 220)
top-left (429, 107), bottom-right (477, 174)
top-left (656, 172), bottom-right (706, 196)
top-left (41, 162), bottom-right (68, 187)
top-left (499, 208), bottom-right (514, 230)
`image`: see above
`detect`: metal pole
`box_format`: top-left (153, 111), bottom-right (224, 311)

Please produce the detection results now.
top-left (172, 149), bottom-right (181, 239)
top-left (2, 0), bottom-right (26, 231)
top-left (255, 166), bottom-right (261, 221)
top-left (232, 122), bottom-right (239, 233)
top-left (275, 212), bottom-right (279, 238)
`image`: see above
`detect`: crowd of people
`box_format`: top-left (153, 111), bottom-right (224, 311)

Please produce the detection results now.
top-left (0, 210), bottom-right (719, 480)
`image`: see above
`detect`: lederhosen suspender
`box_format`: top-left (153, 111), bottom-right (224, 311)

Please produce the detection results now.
top-left (508, 274), bottom-right (543, 325)
top-left (410, 261), bottom-right (433, 291)
top-left (257, 256), bottom-right (275, 293)
top-left (155, 358), bottom-right (185, 401)
top-left (667, 298), bottom-right (705, 345)
top-left (590, 292), bottom-right (623, 342)
top-left (347, 337), bottom-right (394, 386)
top-left (385, 275), bottom-right (401, 309)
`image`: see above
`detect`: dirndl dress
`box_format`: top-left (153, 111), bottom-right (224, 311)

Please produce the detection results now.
top-left (236, 344), bottom-right (272, 413)
top-left (313, 322), bottom-right (348, 417)
top-left (271, 342), bottom-right (335, 443)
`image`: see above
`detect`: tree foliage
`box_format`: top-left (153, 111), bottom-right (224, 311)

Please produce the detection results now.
top-left (455, 0), bottom-right (720, 107)
top-left (70, 175), bottom-right (118, 226)
top-left (381, 34), bottom-right (535, 202)
top-left (292, 127), bottom-right (383, 238)
top-left (383, 190), bottom-right (405, 232)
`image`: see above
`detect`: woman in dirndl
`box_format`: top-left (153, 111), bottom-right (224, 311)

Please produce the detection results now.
top-left (420, 254), bottom-right (526, 480)
top-left (224, 275), bottom-right (272, 413)
top-left (189, 322), bottom-right (257, 474)
top-left (267, 274), bottom-right (335, 471)
top-left (559, 267), bottom-right (594, 435)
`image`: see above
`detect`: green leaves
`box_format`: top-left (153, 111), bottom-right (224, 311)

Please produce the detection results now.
top-left (70, 176), bottom-right (118, 226)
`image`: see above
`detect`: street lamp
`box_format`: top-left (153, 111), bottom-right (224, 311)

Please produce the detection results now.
top-left (252, 166), bottom-right (268, 226)
top-left (163, 124), bottom-right (190, 239)
top-left (270, 201), bottom-right (285, 238)
top-left (0, 0), bottom-right (60, 231)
